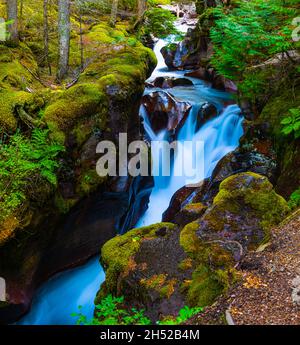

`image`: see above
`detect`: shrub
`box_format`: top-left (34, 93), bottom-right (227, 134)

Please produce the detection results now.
top-left (0, 129), bottom-right (64, 231)
top-left (73, 295), bottom-right (151, 325)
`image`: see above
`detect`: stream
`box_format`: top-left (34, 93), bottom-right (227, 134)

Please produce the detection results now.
top-left (19, 24), bottom-right (243, 325)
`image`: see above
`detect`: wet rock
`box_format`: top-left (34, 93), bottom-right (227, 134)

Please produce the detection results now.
top-left (142, 91), bottom-right (192, 135)
top-left (148, 77), bottom-right (193, 89)
top-left (163, 145), bottom-right (279, 227)
top-left (162, 181), bottom-right (209, 222)
top-left (174, 203), bottom-right (207, 227)
top-left (185, 68), bottom-right (237, 93)
top-left (185, 67), bottom-right (210, 80)
top-left (211, 149), bottom-right (278, 186)
top-left (196, 102), bottom-right (218, 130)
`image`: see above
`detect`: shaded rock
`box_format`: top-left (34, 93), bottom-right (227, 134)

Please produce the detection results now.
top-left (212, 75), bottom-right (238, 93)
top-left (149, 76), bottom-right (193, 89)
top-left (97, 223), bottom-right (190, 322)
top-left (185, 68), bottom-right (237, 93)
top-left (174, 203), bottom-right (207, 227)
top-left (196, 102), bottom-right (218, 130)
top-left (196, 173), bottom-right (289, 250)
top-left (142, 91), bottom-right (192, 135)
top-left (211, 149), bottom-right (278, 186)
top-left (185, 67), bottom-right (210, 80)
top-left (163, 179), bottom-right (210, 222)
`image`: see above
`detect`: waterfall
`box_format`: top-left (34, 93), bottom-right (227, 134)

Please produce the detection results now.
top-left (18, 35), bottom-right (243, 326)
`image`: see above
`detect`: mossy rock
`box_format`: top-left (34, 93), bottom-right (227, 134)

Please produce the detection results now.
top-left (180, 220), bottom-right (237, 308)
top-left (198, 172), bottom-right (289, 249)
top-left (209, 172), bottom-right (289, 238)
top-left (175, 202), bottom-right (207, 226)
top-left (97, 223), bottom-right (177, 302)
top-left (0, 89), bottom-right (45, 132)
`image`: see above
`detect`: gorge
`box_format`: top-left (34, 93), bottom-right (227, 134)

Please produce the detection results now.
top-left (0, 0), bottom-right (299, 326)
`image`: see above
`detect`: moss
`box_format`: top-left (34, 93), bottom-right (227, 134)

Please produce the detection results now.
top-left (45, 83), bottom-right (106, 129)
top-left (180, 220), bottom-right (237, 308)
top-left (180, 221), bottom-right (201, 259)
top-left (54, 194), bottom-right (77, 215)
top-left (260, 87), bottom-right (300, 141)
top-left (178, 258), bottom-right (193, 271)
top-left (160, 278), bottom-right (177, 299)
top-left (0, 89), bottom-right (45, 132)
top-left (97, 223), bottom-right (176, 301)
top-left (187, 264), bottom-right (225, 307)
top-left (77, 169), bottom-right (107, 196)
top-left (185, 244), bottom-right (236, 308)
top-left (139, 274), bottom-right (177, 299)
top-left (214, 172), bottom-right (289, 233)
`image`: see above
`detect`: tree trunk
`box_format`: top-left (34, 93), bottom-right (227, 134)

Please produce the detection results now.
top-left (57, 0), bottom-right (71, 82)
top-left (79, 10), bottom-right (84, 71)
top-left (110, 0), bottom-right (118, 27)
top-left (44, 0), bottom-right (51, 75)
top-left (6, 0), bottom-right (19, 46)
top-left (137, 0), bottom-right (147, 21)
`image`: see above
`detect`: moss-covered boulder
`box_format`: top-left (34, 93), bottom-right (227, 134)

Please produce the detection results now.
top-left (97, 222), bottom-right (192, 321)
top-left (197, 172), bottom-right (289, 249)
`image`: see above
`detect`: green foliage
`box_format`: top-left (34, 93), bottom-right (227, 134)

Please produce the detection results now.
top-left (143, 8), bottom-right (179, 39)
top-left (209, 0), bottom-right (299, 96)
top-left (0, 129), bottom-right (64, 225)
top-left (73, 295), bottom-right (151, 325)
top-left (281, 108), bottom-right (300, 139)
top-left (157, 306), bottom-right (203, 325)
top-left (289, 188), bottom-right (300, 209)
top-left (73, 295), bottom-right (202, 325)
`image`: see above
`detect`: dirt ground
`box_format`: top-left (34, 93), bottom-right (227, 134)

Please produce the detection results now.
top-left (189, 209), bottom-right (300, 325)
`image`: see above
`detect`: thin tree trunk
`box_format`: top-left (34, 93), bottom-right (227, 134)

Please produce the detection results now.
top-left (110, 0), bottom-right (118, 27)
top-left (57, 0), bottom-right (71, 82)
top-left (79, 10), bottom-right (84, 71)
top-left (137, 0), bottom-right (146, 21)
top-left (19, 0), bottom-right (24, 32)
top-left (44, 0), bottom-right (51, 75)
top-left (6, 0), bottom-right (19, 46)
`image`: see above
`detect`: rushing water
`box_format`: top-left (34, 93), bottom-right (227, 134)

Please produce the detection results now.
top-left (19, 28), bottom-right (243, 325)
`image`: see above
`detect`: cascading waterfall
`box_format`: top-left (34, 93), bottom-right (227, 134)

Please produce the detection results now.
top-left (19, 29), bottom-right (243, 325)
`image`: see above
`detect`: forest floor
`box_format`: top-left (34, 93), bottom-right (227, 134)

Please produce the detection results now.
top-left (189, 209), bottom-right (300, 325)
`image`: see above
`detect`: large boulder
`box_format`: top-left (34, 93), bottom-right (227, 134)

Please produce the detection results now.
top-left (96, 173), bottom-right (288, 322)
top-left (196, 173), bottom-right (288, 250)
top-left (142, 91), bottom-right (192, 136)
